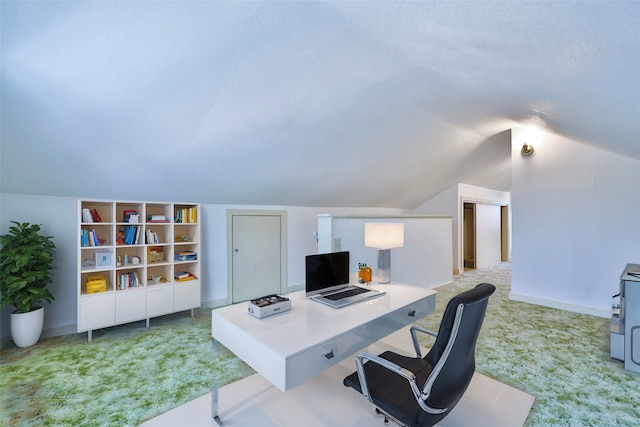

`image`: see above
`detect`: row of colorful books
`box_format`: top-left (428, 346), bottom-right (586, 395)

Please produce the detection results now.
top-left (118, 271), bottom-right (140, 290)
top-left (118, 226), bottom-right (141, 245)
top-left (175, 207), bottom-right (197, 224)
top-left (146, 229), bottom-right (161, 244)
top-left (81, 229), bottom-right (103, 247)
top-left (82, 209), bottom-right (193, 224)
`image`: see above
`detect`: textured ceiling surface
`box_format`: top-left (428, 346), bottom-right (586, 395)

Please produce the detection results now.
top-left (1, 1), bottom-right (638, 208)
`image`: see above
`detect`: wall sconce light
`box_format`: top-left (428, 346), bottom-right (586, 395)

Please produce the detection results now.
top-left (521, 143), bottom-right (534, 156)
top-left (364, 223), bottom-right (404, 284)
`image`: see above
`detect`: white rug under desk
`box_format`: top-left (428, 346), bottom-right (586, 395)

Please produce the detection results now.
top-left (142, 327), bottom-right (534, 427)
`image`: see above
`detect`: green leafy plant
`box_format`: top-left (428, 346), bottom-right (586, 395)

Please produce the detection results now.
top-left (0, 221), bottom-right (56, 313)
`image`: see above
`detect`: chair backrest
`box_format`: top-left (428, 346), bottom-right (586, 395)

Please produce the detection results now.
top-left (420, 283), bottom-right (495, 420)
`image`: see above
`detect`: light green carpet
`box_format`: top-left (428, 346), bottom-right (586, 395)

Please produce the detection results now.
top-left (1, 310), bottom-right (254, 426)
top-left (413, 264), bottom-right (639, 427)
top-left (1, 263), bottom-right (639, 426)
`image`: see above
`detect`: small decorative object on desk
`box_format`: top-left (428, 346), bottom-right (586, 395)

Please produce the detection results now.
top-left (248, 294), bottom-right (291, 318)
top-left (358, 263), bottom-right (372, 284)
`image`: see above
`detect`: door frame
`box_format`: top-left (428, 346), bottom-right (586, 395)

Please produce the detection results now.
top-left (459, 197), bottom-right (510, 273)
top-left (463, 202), bottom-right (476, 270)
top-left (226, 209), bottom-right (288, 304)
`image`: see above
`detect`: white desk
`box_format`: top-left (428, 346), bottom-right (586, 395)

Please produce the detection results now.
top-left (210, 283), bottom-right (436, 422)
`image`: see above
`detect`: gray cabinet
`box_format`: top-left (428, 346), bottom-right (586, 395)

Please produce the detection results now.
top-left (611, 263), bottom-right (640, 373)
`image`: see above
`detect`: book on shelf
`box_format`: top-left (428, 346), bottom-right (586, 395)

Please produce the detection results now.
top-left (175, 207), bottom-right (197, 224)
top-left (125, 227), bottom-right (134, 245)
top-left (147, 214), bottom-right (167, 222)
top-left (174, 251), bottom-right (197, 262)
top-left (146, 229), bottom-right (160, 244)
top-left (123, 209), bottom-right (137, 223)
top-left (81, 229), bottom-right (89, 247)
top-left (81, 208), bottom-right (93, 223)
top-left (90, 208), bottom-right (102, 222)
top-left (174, 271), bottom-right (195, 281)
top-left (134, 226), bottom-right (141, 244)
top-left (120, 225), bottom-right (141, 245)
top-left (118, 271), bottom-right (140, 290)
top-left (82, 229), bottom-right (100, 247)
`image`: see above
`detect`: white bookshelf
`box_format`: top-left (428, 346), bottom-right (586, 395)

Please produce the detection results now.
top-left (77, 200), bottom-right (201, 341)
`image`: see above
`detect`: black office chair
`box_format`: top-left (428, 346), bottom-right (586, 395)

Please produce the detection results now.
top-left (343, 283), bottom-right (496, 427)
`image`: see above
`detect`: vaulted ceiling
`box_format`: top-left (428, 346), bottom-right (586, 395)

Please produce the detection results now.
top-left (2, 1), bottom-right (638, 209)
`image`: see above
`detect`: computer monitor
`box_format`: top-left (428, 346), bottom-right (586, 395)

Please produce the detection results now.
top-left (305, 251), bottom-right (350, 297)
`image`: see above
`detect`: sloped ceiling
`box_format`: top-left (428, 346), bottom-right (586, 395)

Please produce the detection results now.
top-left (1, 1), bottom-right (638, 209)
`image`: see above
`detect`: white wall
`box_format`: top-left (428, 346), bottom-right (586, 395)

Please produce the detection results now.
top-left (1, 194), bottom-right (79, 339)
top-left (510, 128), bottom-right (640, 316)
top-left (0, 193), bottom-right (407, 340)
top-left (415, 183), bottom-right (510, 272)
top-left (317, 215), bottom-right (454, 288)
top-left (201, 204), bottom-right (407, 302)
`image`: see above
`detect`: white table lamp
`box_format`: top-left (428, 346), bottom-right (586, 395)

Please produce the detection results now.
top-left (364, 223), bottom-right (404, 284)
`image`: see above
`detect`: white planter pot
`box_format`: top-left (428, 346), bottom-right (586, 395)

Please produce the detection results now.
top-left (11, 306), bottom-right (44, 347)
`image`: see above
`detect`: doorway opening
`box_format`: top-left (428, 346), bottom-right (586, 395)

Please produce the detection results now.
top-left (462, 202), bottom-right (510, 271)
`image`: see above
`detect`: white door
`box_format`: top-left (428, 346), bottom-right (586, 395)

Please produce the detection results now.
top-left (231, 214), bottom-right (283, 303)
top-left (475, 204), bottom-right (502, 269)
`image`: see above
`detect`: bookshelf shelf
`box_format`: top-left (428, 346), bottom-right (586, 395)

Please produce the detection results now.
top-left (77, 199), bottom-right (201, 341)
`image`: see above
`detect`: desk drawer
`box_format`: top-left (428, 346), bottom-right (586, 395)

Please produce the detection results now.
top-left (285, 294), bottom-right (435, 389)
top-left (384, 297), bottom-right (435, 328)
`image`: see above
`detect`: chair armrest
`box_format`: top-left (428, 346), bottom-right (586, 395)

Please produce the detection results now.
top-left (410, 325), bottom-right (438, 358)
top-left (354, 352), bottom-right (422, 403)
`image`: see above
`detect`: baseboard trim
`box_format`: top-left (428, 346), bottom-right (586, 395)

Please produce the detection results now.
top-left (509, 292), bottom-right (610, 318)
top-left (42, 324), bottom-right (77, 339)
top-left (1, 323), bottom-right (77, 346)
top-left (202, 298), bottom-right (229, 309)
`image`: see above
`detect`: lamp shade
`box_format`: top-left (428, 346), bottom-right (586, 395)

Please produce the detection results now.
top-left (364, 223), bottom-right (404, 249)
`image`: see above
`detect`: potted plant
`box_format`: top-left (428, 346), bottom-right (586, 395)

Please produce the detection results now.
top-left (0, 221), bottom-right (55, 347)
